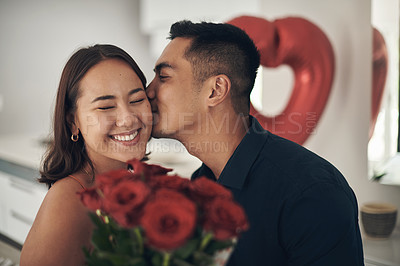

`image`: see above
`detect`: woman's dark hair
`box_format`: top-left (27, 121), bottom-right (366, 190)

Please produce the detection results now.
top-left (169, 20), bottom-right (260, 115)
top-left (39, 44), bottom-right (146, 188)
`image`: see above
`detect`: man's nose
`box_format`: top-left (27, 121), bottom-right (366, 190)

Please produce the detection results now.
top-left (146, 80), bottom-right (156, 100)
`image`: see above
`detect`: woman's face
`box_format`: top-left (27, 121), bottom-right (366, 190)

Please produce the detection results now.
top-left (73, 59), bottom-right (152, 172)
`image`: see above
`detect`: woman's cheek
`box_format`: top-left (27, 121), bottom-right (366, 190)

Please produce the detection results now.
top-left (141, 104), bottom-right (154, 127)
top-left (99, 114), bottom-right (116, 132)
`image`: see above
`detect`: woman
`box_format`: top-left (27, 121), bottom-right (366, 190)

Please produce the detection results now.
top-left (20, 44), bottom-right (153, 265)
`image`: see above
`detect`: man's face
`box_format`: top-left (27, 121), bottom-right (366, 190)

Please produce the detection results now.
top-left (147, 37), bottom-right (203, 140)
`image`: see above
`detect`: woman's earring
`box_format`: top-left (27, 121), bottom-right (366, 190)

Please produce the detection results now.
top-left (71, 134), bottom-right (79, 142)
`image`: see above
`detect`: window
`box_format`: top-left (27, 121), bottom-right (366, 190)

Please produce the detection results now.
top-left (368, 0), bottom-right (400, 183)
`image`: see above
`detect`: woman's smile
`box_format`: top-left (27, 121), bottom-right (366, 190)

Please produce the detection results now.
top-left (110, 129), bottom-right (141, 145)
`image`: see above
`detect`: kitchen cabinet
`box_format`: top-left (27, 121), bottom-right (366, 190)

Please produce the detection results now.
top-left (0, 173), bottom-right (7, 233)
top-left (0, 170), bottom-right (46, 245)
top-left (0, 134), bottom-right (48, 245)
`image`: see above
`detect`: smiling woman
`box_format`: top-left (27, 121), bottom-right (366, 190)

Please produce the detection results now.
top-left (72, 59), bottom-right (152, 170)
top-left (19, 44), bottom-right (152, 266)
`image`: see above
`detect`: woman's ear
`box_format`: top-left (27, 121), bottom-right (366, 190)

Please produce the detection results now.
top-left (67, 113), bottom-right (79, 135)
top-left (207, 74), bottom-right (231, 107)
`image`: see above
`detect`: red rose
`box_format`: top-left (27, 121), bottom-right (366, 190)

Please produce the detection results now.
top-left (78, 187), bottom-right (102, 211)
top-left (127, 159), bottom-right (173, 178)
top-left (203, 198), bottom-right (249, 241)
top-left (112, 209), bottom-right (143, 228)
top-left (141, 190), bottom-right (197, 250)
top-left (149, 175), bottom-right (190, 192)
top-left (189, 177), bottom-right (232, 203)
top-left (96, 169), bottom-right (135, 189)
top-left (152, 188), bottom-right (191, 204)
top-left (103, 180), bottom-right (151, 227)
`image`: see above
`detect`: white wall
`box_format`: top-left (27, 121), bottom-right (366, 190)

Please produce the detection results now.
top-left (0, 0), bottom-right (153, 135)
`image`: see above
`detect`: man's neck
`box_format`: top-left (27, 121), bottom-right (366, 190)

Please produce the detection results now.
top-left (181, 114), bottom-right (250, 179)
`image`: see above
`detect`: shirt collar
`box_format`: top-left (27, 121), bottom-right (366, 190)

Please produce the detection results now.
top-left (217, 116), bottom-right (269, 190)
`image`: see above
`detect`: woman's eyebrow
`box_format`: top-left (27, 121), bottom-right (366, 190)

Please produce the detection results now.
top-left (91, 88), bottom-right (144, 103)
top-left (91, 95), bottom-right (115, 103)
top-left (128, 88), bottom-right (144, 96)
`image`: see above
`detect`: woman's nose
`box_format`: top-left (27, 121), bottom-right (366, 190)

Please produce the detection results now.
top-left (115, 108), bottom-right (137, 128)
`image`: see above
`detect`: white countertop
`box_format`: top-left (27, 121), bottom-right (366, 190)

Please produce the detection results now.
top-left (0, 134), bottom-right (46, 170)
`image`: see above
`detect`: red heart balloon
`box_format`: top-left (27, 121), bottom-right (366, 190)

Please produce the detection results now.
top-left (370, 28), bottom-right (388, 139)
top-left (227, 16), bottom-right (335, 145)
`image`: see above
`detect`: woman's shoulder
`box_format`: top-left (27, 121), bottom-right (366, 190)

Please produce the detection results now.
top-left (39, 176), bottom-right (85, 211)
top-left (34, 175), bottom-right (93, 235)
top-left (20, 175), bottom-right (93, 266)
top-left (38, 175), bottom-right (86, 211)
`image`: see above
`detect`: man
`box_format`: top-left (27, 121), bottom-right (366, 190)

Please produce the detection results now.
top-left (146, 20), bottom-right (364, 265)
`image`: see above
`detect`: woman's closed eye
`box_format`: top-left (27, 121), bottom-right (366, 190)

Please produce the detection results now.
top-left (130, 98), bottom-right (145, 104)
top-left (98, 106), bottom-right (115, 110)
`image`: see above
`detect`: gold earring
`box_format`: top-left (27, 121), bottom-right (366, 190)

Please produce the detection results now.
top-left (71, 134), bottom-right (79, 142)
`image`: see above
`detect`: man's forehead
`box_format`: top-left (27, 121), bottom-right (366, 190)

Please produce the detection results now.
top-left (158, 38), bottom-right (191, 60)
top-left (155, 38), bottom-right (192, 70)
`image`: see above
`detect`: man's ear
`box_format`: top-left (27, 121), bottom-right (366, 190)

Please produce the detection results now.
top-left (207, 74), bottom-right (231, 107)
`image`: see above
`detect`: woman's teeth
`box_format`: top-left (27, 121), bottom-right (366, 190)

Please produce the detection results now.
top-left (112, 131), bottom-right (138, 141)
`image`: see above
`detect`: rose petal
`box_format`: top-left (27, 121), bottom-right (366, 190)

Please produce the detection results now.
top-left (141, 192), bottom-right (197, 250)
top-left (203, 198), bottom-right (249, 240)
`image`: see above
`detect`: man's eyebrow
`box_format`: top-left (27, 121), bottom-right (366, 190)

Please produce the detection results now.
top-left (91, 88), bottom-right (144, 103)
top-left (153, 62), bottom-right (173, 73)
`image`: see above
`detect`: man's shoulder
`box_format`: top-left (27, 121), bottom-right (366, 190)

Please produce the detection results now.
top-left (248, 132), bottom-right (351, 193)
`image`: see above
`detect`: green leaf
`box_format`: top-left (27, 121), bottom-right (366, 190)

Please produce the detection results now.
top-left (84, 250), bottom-right (113, 266)
top-left (199, 232), bottom-right (213, 251)
top-left (131, 227), bottom-right (144, 255)
top-left (88, 212), bottom-right (104, 227)
top-left (204, 240), bottom-right (234, 254)
top-left (151, 252), bottom-right (163, 266)
top-left (171, 258), bottom-right (196, 266)
top-left (112, 228), bottom-right (134, 255)
top-left (91, 226), bottom-right (114, 251)
top-left (174, 239), bottom-right (200, 259)
top-left (192, 250), bottom-right (214, 266)
top-left (372, 172), bottom-right (386, 181)
top-left (97, 251), bottom-right (147, 266)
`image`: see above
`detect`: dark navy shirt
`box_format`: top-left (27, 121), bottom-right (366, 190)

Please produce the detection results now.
top-left (192, 117), bottom-right (364, 266)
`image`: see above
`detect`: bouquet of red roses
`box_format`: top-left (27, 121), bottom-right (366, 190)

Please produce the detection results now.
top-left (78, 159), bottom-right (249, 266)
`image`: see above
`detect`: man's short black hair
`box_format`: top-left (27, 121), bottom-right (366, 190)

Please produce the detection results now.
top-left (169, 20), bottom-right (260, 115)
